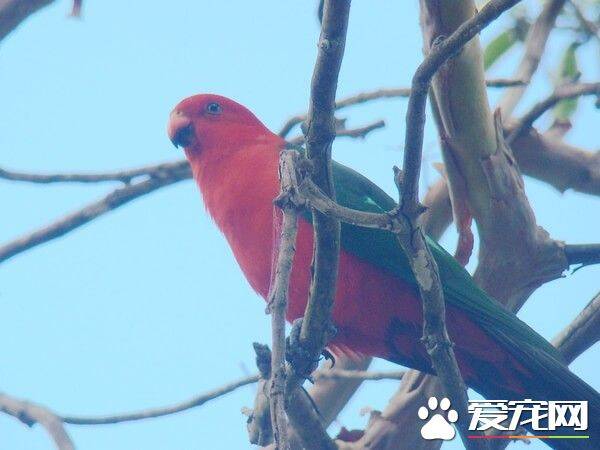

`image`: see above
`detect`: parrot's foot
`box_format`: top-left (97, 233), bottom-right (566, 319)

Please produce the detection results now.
top-left (286, 318), bottom-right (318, 380)
top-left (285, 318), bottom-right (337, 382)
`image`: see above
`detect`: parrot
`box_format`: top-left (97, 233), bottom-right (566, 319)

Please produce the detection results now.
top-left (167, 94), bottom-right (599, 448)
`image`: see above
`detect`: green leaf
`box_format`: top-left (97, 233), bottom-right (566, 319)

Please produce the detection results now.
top-left (554, 42), bottom-right (582, 121)
top-left (483, 29), bottom-right (518, 70)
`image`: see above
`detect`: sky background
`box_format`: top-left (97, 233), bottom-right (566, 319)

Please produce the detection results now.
top-left (0, 1), bottom-right (598, 449)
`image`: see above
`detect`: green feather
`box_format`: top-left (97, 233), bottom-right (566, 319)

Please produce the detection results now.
top-left (330, 160), bottom-right (563, 361)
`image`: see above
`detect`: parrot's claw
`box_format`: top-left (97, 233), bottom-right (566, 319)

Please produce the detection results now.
top-left (285, 318), bottom-right (338, 380)
top-left (285, 318), bottom-right (320, 380)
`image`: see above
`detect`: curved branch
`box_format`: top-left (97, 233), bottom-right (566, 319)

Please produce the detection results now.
top-left (288, 119), bottom-right (385, 146)
top-left (61, 375), bottom-right (259, 425)
top-left (0, 166), bottom-right (191, 264)
top-left (313, 368), bottom-right (405, 382)
top-left (400, 1), bottom-right (523, 448)
top-left (0, 392), bottom-right (75, 450)
top-left (0, 160), bottom-right (189, 185)
top-left (498, 0), bottom-right (568, 116)
top-left (0, 0), bottom-right (55, 42)
top-left (279, 88), bottom-right (408, 137)
top-left (553, 291), bottom-right (600, 364)
top-left (278, 80), bottom-right (525, 138)
top-left (507, 82), bottom-right (600, 143)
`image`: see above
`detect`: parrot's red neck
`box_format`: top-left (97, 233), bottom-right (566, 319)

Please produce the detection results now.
top-left (185, 131), bottom-right (286, 296)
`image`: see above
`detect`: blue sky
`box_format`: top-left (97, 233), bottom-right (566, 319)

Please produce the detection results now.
top-left (0, 1), bottom-right (598, 449)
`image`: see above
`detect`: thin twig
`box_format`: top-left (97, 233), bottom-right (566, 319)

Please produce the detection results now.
top-left (0, 166), bottom-right (191, 264)
top-left (278, 79), bottom-right (524, 137)
top-left (0, 160), bottom-right (189, 185)
top-left (498, 0), bottom-right (567, 116)
top-left (313, 368), bottom-right (406, 381)
top-left (0, 392), bottom-right (75, 450)
top-left (61, 375), bottom-right (259, 425)
top-left (288, 120), bottom-right (385, 146)
top-left (569, 0), bottom-right (600, 41)
top-left (507, 82), bottom-right (600, 143)
top-left (279, 88), bottom-right (408, 137)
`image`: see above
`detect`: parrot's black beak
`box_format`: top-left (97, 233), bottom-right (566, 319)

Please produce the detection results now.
top-left (168, 110), bottom-right (196, 148)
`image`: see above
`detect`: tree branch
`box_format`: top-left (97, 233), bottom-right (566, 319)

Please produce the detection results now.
top-left (0, 0), bottom-right (55, 42)
top-left (287, 0), bottom-right (348, 388)
top-left (0, 164), bottom-right (191, 264)
top-left (0, 160), bottom-right (189, 185)
top-left (278, 80), bottom-right (525, 138)
top-left (288, 119), bottom-right (385, 146)
top-left (265, 152), bottom-right (301, 450)
top-left (313, 368), bottom-right (405, 382)
top-left (398, 1), bottom-right (523, 447)
top-left (564, 244), bottom-right (600, 267)
top-left (61, 374), bottom-right (259, 425)
top-left (553, 291), bottom-right (600, 364)
top-left (0, 393), bottom-right (75, 450)
top-left (507, 82), bottom-right (600, 143)
top-left (498, 0), bottom-right (568, 116)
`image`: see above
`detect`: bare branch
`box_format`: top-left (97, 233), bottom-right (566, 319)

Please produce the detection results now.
top-left (553, 291), bottom-right (600, 364)
top-left (510, 126), bottom-right (600, 196)
top-left (399, 1), bottom-right (523, 447)
top-left (569, 0), bottom-right (600, 41)
top-left (401, 0), bottom-right (522, 207)
top-left (313, 368), bottom-right (405, 382)
top-left (0, 0), bottom-right (55, 42)
top-left (564, 244), bottom-right (600, 267)
top-left (283, 2), bottom-right (351, 448)
top-left (279, 80), bottom-right (525, 138)
top-left (279, 88), bottom-right (408, 137)
top-left (288, 120), bottom-right (385, 146)
top-left (61, 374), bottom-right (259, 425)
top-left (287, 0), bottom-right (349, 385)
top-left (266, 151), bottom-right (302, 450)
top-left (0, 392), bottom-right (75, 450)
top-left (0, 164), bottom-right (191, 264)
top-left (498, 0), bottom-right (568, 116)
top-left (507, 82), bottom-right (600, 143)
top-left (484, 77), bottom-right (527, 88)
top-left (0, 160), bottom-right (189, 185)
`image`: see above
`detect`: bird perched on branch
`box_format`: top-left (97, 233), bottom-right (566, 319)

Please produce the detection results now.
top-left (168, 94), bottom-right (599, 449)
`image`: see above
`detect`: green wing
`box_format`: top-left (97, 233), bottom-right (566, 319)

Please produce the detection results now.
top-left (331, 160), bottom-right (563, 361)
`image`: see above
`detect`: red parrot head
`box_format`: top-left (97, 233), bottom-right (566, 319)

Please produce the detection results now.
top-left (167, 94), bottom-right (274, 158)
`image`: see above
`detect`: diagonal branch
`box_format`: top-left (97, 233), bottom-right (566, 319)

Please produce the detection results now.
top-left (553, 291), bottom-right (600, 364)
top-left (0, 0), bottom-right (55, 42)
top-left (0, 160), bottom-right (189, 185)
top-left (0, 392), bottom-right (75, 450)
top-left (0, 165), bottom-right (191, 264)
top-left (507, 82), bottom-right (600, 143)
top-left (498, 0), bottom-right (568, 116)
top-left (61, 374), bottom-right (259, 425)
top-left (278, 79), bottom-right (526, 137)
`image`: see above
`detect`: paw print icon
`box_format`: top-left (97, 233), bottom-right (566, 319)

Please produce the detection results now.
top-left (418, 397), bottom-right (458, 440)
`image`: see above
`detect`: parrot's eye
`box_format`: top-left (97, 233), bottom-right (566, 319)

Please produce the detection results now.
top-left (205, 102), bottom-right (222, 115)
